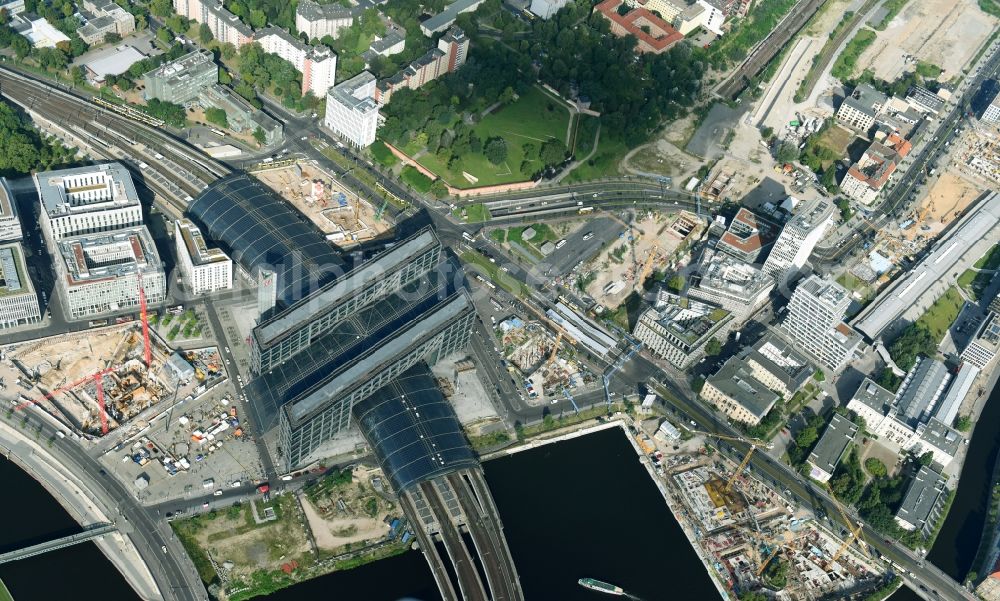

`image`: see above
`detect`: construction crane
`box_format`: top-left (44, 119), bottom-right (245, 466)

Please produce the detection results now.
top-left (547, 332), bottom-right (562, 365)
top-left (636, 244), bottom-right (660, 290)
top-left (757, 544), bottom-right (783, 578)
top-left (828, 488), bottom-right (871, 565)
top-left (16, 367), bottom-right (114, 434)
top-left (136, 270), bottom-right (151, 368)
top-left (691, 430), bottom-right (773, 494)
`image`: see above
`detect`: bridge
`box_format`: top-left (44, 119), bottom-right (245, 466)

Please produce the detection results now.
top-left (0, 523), bottom-right (117, 564)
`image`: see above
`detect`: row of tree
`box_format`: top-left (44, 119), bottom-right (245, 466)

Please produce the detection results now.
top-left (0, 99), bottom-right (78, 176)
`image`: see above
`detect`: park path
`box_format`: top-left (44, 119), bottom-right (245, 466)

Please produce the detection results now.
top-left (552, 123), bottom-right (601, 184)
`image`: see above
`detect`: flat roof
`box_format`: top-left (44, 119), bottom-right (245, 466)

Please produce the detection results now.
top-left (707, 357), bottom-right (779, 419)
top-left (328, 70), bottom-right (379, 114)
top-left (849, 377), bottom-right (895, 415)
top-left (745, 334), bottom-right (812, 392)
top-left (935, 362), bottom-right (979, 426)
top-left (35, 162), bottom-right (140, 218)
top-left (421, 0), bottom-right (485, 33)
top-left (894, 357), bottom-right (950, 425)
top-left (808, 413), bottom-right (858, 477)
top-left (918, 417), bottom-right (962, 458)
top-left (896, 465), bottom-right (946, 530)
top-left (255, 228), bottom-right (439, 347)
top-left (85, 44), bottom-right (146, 80)
top-left (176, 218), bottom-right (229, 266)
top-left (547, 301), bottom-right (616, 356)
top-left (57, 226), bottom-right (162, 283)
top-left (0, 242), bottom-right (32, 297)
top-left (0, 177), bottom-right (17, 220)
top-left (854, 191), bottom-right (1000, 339)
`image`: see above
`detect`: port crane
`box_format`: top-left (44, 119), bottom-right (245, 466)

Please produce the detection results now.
top-left (691, 430), bottom-right (773, 494)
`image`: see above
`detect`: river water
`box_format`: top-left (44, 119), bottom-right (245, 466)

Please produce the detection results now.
top-left (4, 382), bottom-right (997, 601)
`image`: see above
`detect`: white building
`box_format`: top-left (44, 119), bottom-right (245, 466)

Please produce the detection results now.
top-left (173, 0), bottom-right (254, 48)
top-left (54, 227), bottom-right (166, 320)
top-left (962, 309), bottom-right (1000, 369)
top-left (0, 242), bottom-right (41, 328)
top-left (12, 15), bottom-right (71, 48)
top-left (175, 219), bottom-right (232, 296)
top-left (781, 275), bottom-right (861, 371)
top-left (255, 27), bottom-right (337, 98)
top-left (633, 289), bottom-right (734, 369)
top-left (982, 88), bottom-right (1000, 123)
top-left (806, 413), bottom-right (858, 483)
top-left (325, 71), bottom-right (379, 148)
top-left (35, 163), bottom-right (143, 244)
top-left (836, 84), bottom-right (888, 132)
top-left (761, 199), bottom-right (834, 284)
top-left (0, 178), bottom-right (22, 242)
top-left (689, 249), bottom-right (773, 322)
top-left (295, 0), bottom-right (353, 39)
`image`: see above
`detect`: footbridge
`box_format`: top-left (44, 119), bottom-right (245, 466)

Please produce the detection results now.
top-left (0, 523), bottom-right (117, 564)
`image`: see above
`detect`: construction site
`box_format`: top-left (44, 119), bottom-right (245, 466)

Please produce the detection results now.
top-left (496, 316), bottom-right (596, 405)
top-left (253, 160), bottom-right (392, 247)
top-left (582, 211), bottom-right (703, 309)
top-left (642, 419), bottom-right (884, 600)
top-left (1, 318), bottom-right (182, 437)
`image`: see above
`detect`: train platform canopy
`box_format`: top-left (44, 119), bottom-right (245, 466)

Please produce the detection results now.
top-left (353, 362), bottom-right (478, 493)
top-left (187, 173), bottom-right (344, 308)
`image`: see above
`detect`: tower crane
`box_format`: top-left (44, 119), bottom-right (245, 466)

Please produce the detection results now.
top-left (690, 430), bottom-right (773, 494)
top-left (136, 270), bottom-right (151, 368)
top-left (828, 487), bottom-right (871, 565)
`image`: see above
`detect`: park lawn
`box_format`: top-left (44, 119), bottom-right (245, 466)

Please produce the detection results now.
top-left (417, 86), bottom-right (570, 188)
top-left (453, 203), bottom-right (491, 222)
top-left (565, 134), bottom-right (629, 183)
top-left (816, 125), bottom-right (855, 157)
top-left (957, 268), bottom-right (992, 301)
top-left (574, 115), bottom-right (600, 158)
top-left (916, 287), bottom-right (965, 343)
top-left (460, 251), bottom-right (531, 297)
top-left (974, 243), bottom-right (1000, 269)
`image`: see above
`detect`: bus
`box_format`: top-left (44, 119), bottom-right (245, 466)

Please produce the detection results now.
top-left (210, 128), bottom-right (226, 137)
top-left (167, 305), bottom-right (184, 315)
top-left (462, 232), bottom-right (474, 241)
top-left (490, 298), bottom-right (503, 311)
top-left (578, 207), bottom-right (594, 214)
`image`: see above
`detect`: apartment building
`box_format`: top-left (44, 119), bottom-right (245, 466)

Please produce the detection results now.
top-left (633, 289), bottom-right (734, 369)
top-left (142, 49), bottom-right (218, 104)
top-left (295, 0), bottom-right (353, 40)
top-left (54, 227), bottom-right (166, 320)
top-left (256, 27), bottom-right (337, 97)
top-left (841, 132), bottom-right (912, 205)
top-left (781, 275), bottom-right (861, 371)
top-left (0, 243), bottom-right (41, 329)
top-left (596, 0), bottom-right (684, 54)
top-left (375, 27), bottom-right (468, 105)
top-left (35, 163), bottom-right (143, 243)
top-left (420, 0), bottom-right (486, 36)
top-left (173, 0), bottom-right (254, 47)
top-left (0, 178), bottom-right (22, 242)
top-left (78, 0), bottom-right (136, 44)
top-left (761, 199), bottom-right (834, 283)
top-left (742, 334), bottom-right (812, 399)
top-left (175, 219), bottom-right (233, 296)
top-left (325, 71), bottom-right (380, 148)
top-left (836, 83), bottom-right (888, 132)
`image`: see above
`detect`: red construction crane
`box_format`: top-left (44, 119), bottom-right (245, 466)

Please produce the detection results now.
top-left (94, 371), bottom-right (109, 435)
top-left (136, 270), bottom-right (151, 368)
top-left (16, 367), bottom-right (114, 436)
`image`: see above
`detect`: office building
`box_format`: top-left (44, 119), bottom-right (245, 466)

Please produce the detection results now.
top-left (175, 218), bottom-right (232, 296)
top-left (761, 199), bottom-right (834, 283)
top-left (905, 85), bottom-right (946, 115)
top-left (256, 27), bottom-right (338, 98)
top-left (981, 88), bottom-right (1000, 123)
top-left (633, 289), bottom-right (734, 369)
top-left (375, 27), bottom-right (468, 105)
top-left (142, 49), bottom-right (218, 104)
top-left (781, 275), bottom-right (861, 371)
top-left (841, 132), bottom-right (912, 205)
top-left (78, 0), bottom-right (136, 45)
top-left (0, 178), bottom-right (22, 242)
top-left (836, 83), bottom-right (888, 131)
top-left (963, 310), bottom-right (1000, 369)
top-left (688, 249), bottom-right (773, 322)
top-left (716, 207), bottom-right (776, 263)
top-left (807, 413), bottom-right (858, 483)
top-left (420, 0), bottom-right (486, 36)
top-left (0, 242), bottom-right (41, 328)
top-left (325, 71), bottom-right (379, 148)
top-left (197, 84), bottom-right (283, 144)
top-left (895, 465), bottom-right (947, 535)
top-left (700, 357), bottom-right (779, 426)
top-left (295, 0), bottom-right (353, 40)
top-left (36, 163), bottom-right (143, 243)
top-left (54, 227), bottom-right (166, 320)
top-left (742, 334), bottom-right (813, 399)
top-left (596, 0), bottom-right (683, 54)
top-left (244, 230), bottom-right (476, 469)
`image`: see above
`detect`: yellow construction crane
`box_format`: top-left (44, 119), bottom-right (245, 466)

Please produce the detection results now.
top-left (757, 544), bottom-right (783, 578)
top-left (828, 488), bottom-right (871, 565)
top-left (547, 332), bottom-right (562, 365)
top-left (637, 244), bottom-right (660, 289)
top-left (691, 430), bottom-right (773, 494)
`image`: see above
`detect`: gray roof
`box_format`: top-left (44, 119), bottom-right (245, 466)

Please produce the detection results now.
top-left (894, 357), bottom-right (951, 425)
top-left (808, 413), bottom-right (858, 477)
top-left (934, 362), bottom-right (979, 426)
top-left (329, 70), bottom-right (379, 113)
top-left (0, 242), bottom-right (31, 296)
top-left (57, 226), bottom-right (163, 284)
top-left (842, 83), bottom-right (888, 118)
top-left (421, 0), bottom-right (484, 34)
top-left (850, 377), bottom-right (895, 414)
top-left (854, 191), bottom-right (1000, 339)
top-left (144, 49), bottom-right (215, 82)
top-left (296, 0), bottom-right (352, 20)
top-left (35, 162), bottom-right (140, 219)
top-left (918, 417), bottom-right (962, 458)
top-left (744, 334), bottom-right (813, 393)
top-left (0, 177), bottom-right (17, 221)
top-left (707, 357), bottom-right (779, 420)
top-left (368, 25), bottom-right (405, 53)
top-left (906, 85), bottom-right (944, 113)
top-left (896, 465), bottom-right (946, 532)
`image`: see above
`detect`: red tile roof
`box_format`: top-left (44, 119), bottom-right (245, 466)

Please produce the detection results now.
top-left (596, 0), bottom-right (684, 53)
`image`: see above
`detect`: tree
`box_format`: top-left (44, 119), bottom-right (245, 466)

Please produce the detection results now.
top-left (666, 274), bottom-right (685, 292)
top-left (794, 426), bottom-right (819, 451)
top-left (484, 137), bottom-right (507, 165)
top-left (759, 126), bottom-right (773, 140)
top-left (205, 107), bottom-right (228, 128)
top-left (218, 68), bottom-right (232, 85)
top-left (252, 127), bottom-right (266, 145)
top-left (954, 414), bottom-right (972, 432)
top-left (150, 0), bottom-right (173, 17)
top-left (540, 138), bottom-right (567, 165)
top-left (198, 23), bottom-right (213, 44)
top-left (776, 141), bottom-right (800, 163)
top-left (918, 451), bottom-right (934, 466)
top-left (864, 457), bottom-right (887, 478)
top-left (220, 43), bottom-right (236, 60)
top-left (813, 369), bottom-right (825, 382)
top-left (889, 323), bottom-right (937, 371)
top-left (249, 9), bottom-right (267, 28)
top-left (104, 31), bottom-right (121, 44)
top-left (156, 26), bottom-right (173, 46)
top-left (71, 65), bottom-right (86, 86)
top-left (704, 337), bottom-right (722, 356)
top-left (11, 34), bottom-right (29, 59)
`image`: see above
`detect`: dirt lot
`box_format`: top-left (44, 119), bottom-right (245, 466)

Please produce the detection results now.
top-left (300, 466), bottom-right (396, 552)
top-left (857, 0), bottom-right (998, 82)
top-left (903, 171), bottom-right (985, 240)
top-left (584, 211), bottom-right (699, 307)
top-left (253, 161), bottom-right (392, 246)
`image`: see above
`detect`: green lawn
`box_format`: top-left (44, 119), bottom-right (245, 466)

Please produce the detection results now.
top-left (369, 140), bottom-right (398, 167)
top-left (0, 578), bottom-right (12, 601)
top-left (974, 243), bottom-right (1000, 269)
top-left (460, 251), bottom-right (531, 298)
top-left (417, 86), bottom-right (571, 188)
top-left (453, 203), bottom-right (491, 223)
top-left (565, 134), bottom-right (629, 183)
top-left (916, 287), bottom-right (965, 343)
top-left (573, 115), bottom-right (600, 158)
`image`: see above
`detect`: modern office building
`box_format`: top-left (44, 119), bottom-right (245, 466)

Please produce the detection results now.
top-left (715, 208), bottom-right (776, 264)
top-left (175, 218), bottom-right (232, 296)
top-left (0, 178), bottom-right (22, 242)
top-left (325, 71), bottom-right (380, 148)
top-left (249, 228), bottom-right (442, 374)
top-left (255, 27), bottom-right (338, 98)
top-left (0, 242), bottom-right (41, 328)
top-left (836, 83), bottom-right (888, 131)
top-left (807, 413), bottom-right (858, 483)
top-left (295, 0), bottom-right (353, 40)
top-left (35, 163), bottom-right (143, 243)
top-left (963, 310), bottom-right (1000, 369)
top-left (700, 357), bottom-right (779, 426)
top-left (895, 465), bottom-right (948, 535)
top-left (375, 27), bottom-right (469, 105)
top-left (142, 49), bottom-right (218, 104)
top-left (761, 199), bottom-right (834, 283)
top-left (54, 227), bottom-right (166, 320)
top-left (633, 289), bottom-right (734, 369)
top-left (981, 88), bottom-right (1000, 123)
top-left (689, 249), bottom-right (773, 323)
top-left (781, 275), bottom-right (861, 371)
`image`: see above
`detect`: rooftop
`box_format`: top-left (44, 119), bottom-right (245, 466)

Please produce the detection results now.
top-left (783, 199), bottom-right (835, 237)
top-left (57, 226), bottom-right (162, 284)
top-left (421, 0), bottom-right (485, 34)
top-left (707, 357), bottom-right (779, 419)
top-left (717, 208), bottom-right (775, 258)
top-left (696, 249), bottom-right (773, 298)
top-left (144, 49), bottom-right (215, 82)
top-left (906, 85), bottom-right (945, 113)
top-left (35, 162), bottom-right (140, 218)
top-left (0, 177), bottom-right (17, 221)
top-left (296, 0), bottom-right (353, 20)
top-left (84, 44), bottom-right (146, 80)
top-left (896, 465), bottom-right (946, 531)
top-left (918, 417), bottom-right (962, 458)
top-left (744, 334), bottom-right (813, 392)
top-left (648, 289), bottom-right (731, 345)
top-left (329, 70), bottom-right (379, 114)
top-left (0, 242), bottom-right (31, 298)
top-left (808, 413), bottom-right (858, 477)
top-left (849, 377), bottom-right (895, 415)
top-left (176, 218), bottom-right (230, 266)
top-left (842, 83), bottom-right (888, 118)
top-left (596, 0), bottom-right (683, 52)
top-left (894, 357), bottom-right (951, 426)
